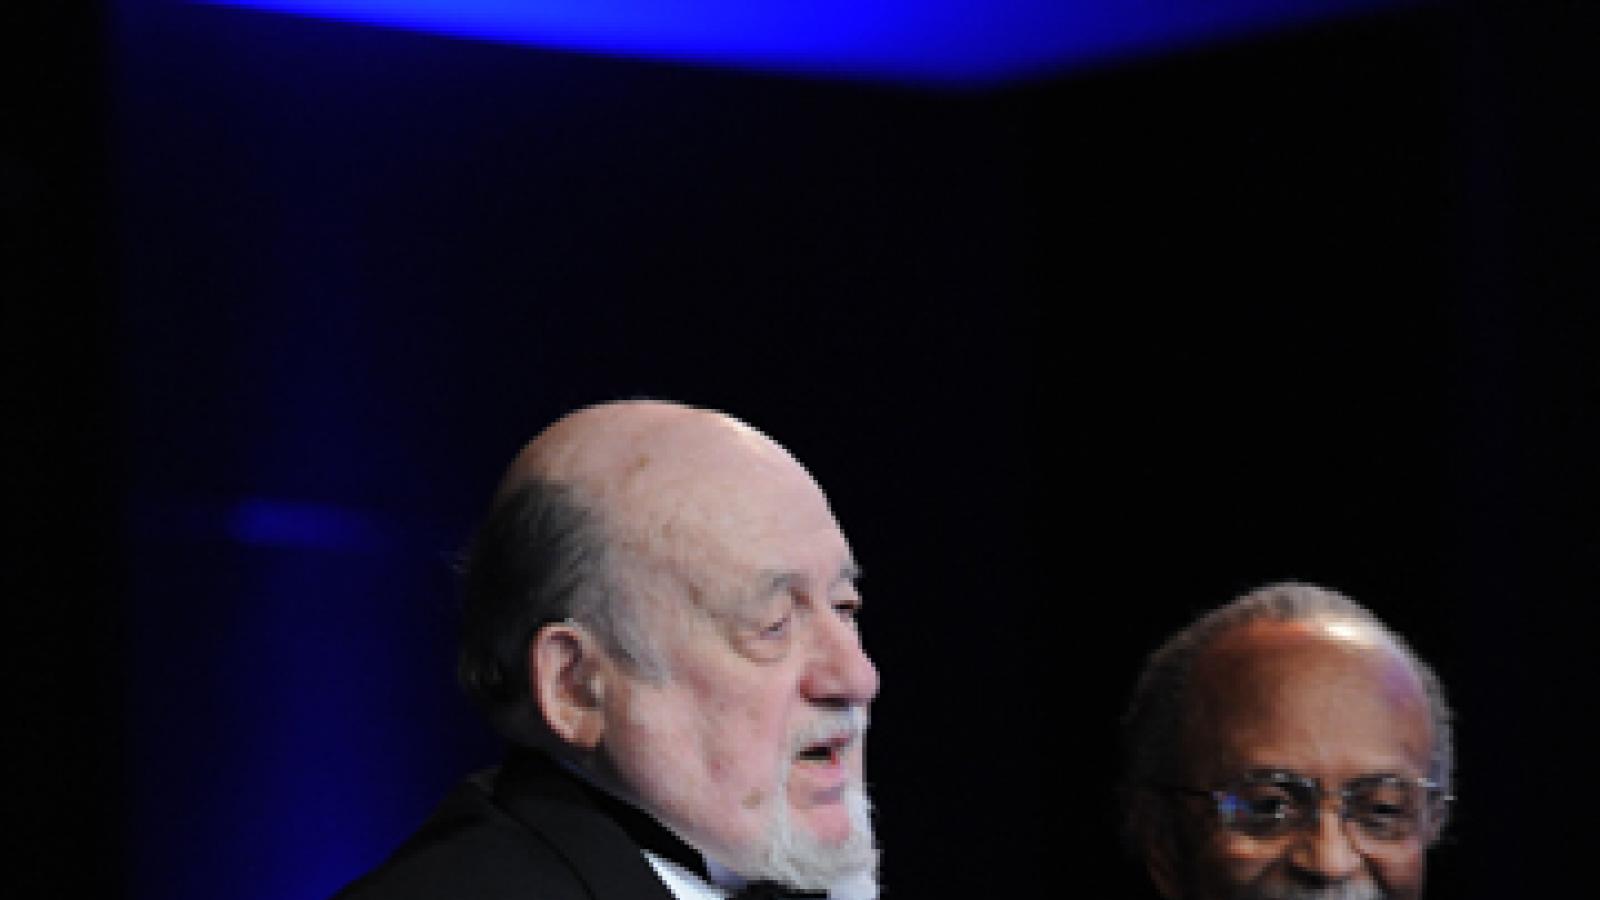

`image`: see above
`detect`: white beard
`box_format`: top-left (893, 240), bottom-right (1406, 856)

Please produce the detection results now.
top-left (725, 708), bottom-right (880, 899)
top-left (751, 775), bottom-right (878, 898)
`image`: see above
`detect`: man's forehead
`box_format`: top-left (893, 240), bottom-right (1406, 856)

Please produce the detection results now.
top-left (501, 401), bottom-right (755, 492)
top-left (1192, 619), bottom-right (1423, 704)
top-left (1196, 619), bottom-right (1409, 682)
top-left (1185, 618), bottom-right (1434, 774)
top-left (513, 400), bottom-right (844, 570)
top-left (499, 403), bottom-right (823, 541)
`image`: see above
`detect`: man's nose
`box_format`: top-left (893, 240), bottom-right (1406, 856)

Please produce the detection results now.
top-left (802, 612), bottom-right (880, 705)
top-left (1287, 810), bottom-right (1363, 882)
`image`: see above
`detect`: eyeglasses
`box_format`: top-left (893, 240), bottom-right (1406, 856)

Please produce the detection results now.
top-left (1166, 771), bottom-right (1452, 844)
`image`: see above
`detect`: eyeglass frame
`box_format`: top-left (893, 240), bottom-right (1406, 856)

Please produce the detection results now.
top-left (1157, 769), bottom-right (1454, 846)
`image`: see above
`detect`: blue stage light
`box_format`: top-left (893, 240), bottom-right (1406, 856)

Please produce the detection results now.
top-left (194, 0), bottom-right (1409, 85)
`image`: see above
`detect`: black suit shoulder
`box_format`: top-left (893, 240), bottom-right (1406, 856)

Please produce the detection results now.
top-left (331, 754), bottom-right (678, 900)
top-left (333, 772), bottom-right (590, 900)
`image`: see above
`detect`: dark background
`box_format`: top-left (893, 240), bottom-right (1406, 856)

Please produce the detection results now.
top-left (7, 2), bottom-right (1595, 898)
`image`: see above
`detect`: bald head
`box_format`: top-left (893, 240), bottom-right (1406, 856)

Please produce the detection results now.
top-left (1122, 583), bottom-right (1454, 806)
top-left (497, 400), bottom-right (811, 528)
top-left (1181, 619), bottom-right (1435, 789)
top-left (459, 400), bottom-right (839, 745)
top-left (501, 401), bottom-right (727, 491)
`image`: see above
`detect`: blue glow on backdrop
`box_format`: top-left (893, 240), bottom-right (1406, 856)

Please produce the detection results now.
top-left (197, 0), bottom-right (1406, 84)
top-left (229, 498), bottom-right (389, 551)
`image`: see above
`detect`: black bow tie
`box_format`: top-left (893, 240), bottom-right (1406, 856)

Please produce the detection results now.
top-left (730, 882), bottom-right (828, 900)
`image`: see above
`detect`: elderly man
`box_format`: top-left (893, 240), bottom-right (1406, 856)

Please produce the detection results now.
top-left (336, 401), bottom-right (880, 900)
top-left (1121, 583), bottom-right (1454, 900)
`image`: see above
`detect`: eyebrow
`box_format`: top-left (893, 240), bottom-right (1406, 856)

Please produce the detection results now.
top-left (755, 560), bottom-right (862, 598)
top-left (1239, 768), bottom-right (1419, 785)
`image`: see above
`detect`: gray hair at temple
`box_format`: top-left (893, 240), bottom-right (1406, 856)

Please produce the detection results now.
top-left (1119, 581), bottom-right (1455, 849)
top-left (456, 477), bottom-right (664, 746)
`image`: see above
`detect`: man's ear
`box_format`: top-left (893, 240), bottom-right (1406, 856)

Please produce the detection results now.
top-left (1136, 796), bottom-right (1185, 900)
top-left (530, 622), bottom-right (610, 750)
top-left (1145, 836), bottom-right (1182, 900)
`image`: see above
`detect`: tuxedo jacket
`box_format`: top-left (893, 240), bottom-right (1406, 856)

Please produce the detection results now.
top-left (332, 750), bottom-right (685, 900)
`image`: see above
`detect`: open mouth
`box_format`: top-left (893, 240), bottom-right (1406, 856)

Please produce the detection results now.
top-left (795, 735), bottom-right (851, 765)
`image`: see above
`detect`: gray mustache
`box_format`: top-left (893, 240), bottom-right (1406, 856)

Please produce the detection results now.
top-left (789, 707), bottom-right (868, 754)
top-left (1246, 885), bottom-right (1385, 900)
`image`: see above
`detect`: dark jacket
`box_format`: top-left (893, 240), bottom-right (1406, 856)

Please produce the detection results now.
top-left (332, 750), bottom-right (690, 900)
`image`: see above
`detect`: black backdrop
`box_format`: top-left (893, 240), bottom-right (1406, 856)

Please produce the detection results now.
top-left (8, 3), bottom-right (1596, 898)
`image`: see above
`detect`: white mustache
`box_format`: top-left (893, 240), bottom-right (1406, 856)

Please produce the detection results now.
top-left (789, 706), bottom-right (868, 754)
top-left (1248, 884), bottom-right (1386, 900)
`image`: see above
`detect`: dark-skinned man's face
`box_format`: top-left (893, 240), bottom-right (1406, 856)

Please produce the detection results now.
top-left (1147, 620), bottom-right (1438, 900)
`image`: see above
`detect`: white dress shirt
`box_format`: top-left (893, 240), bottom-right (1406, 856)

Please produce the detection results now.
top-left (643, 850), bottom-right (731, 900)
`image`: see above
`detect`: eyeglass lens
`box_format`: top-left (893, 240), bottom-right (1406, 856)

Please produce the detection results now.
top-left (1216, 773), bottom-right (1433, 842)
